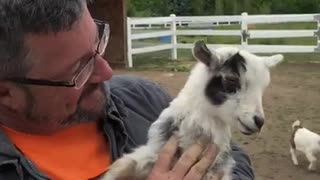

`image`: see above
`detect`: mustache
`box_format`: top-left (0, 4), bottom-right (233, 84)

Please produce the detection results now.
top-left (80, 83), bottom-right (101, 101)
top-left (61, 83), bottom-right (107, 126)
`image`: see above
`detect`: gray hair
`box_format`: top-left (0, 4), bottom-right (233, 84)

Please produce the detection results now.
top-left (0, 0), bottom-right (88, 78)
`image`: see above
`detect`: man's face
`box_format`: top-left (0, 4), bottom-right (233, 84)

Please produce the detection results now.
top-left (21, 6), bottom-right (113, 132)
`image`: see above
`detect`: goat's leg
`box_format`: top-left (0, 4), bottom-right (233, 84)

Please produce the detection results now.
top-left (305, 151), bottom-right (317, 171)
top-left (204, 169), bottom-right (231, 180)
top-left (220, 160), bottom-right (234, 180)
top-left (100, 115), bottom-right (174, 180)
top-left (99, 145), bottom-right (157, 180)
top-left (290, 146), bottom-right (299, 165)
top-left (204, 157), bottom-right (234, 180)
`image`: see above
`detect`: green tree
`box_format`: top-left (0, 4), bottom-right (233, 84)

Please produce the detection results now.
top-left (190, 0), bottom-right (205, 15)
top-left (243, 0), bottom-right (251, 13)
top-left (172, 0), bottom-right (192, 16)
top-left (233, 0), bottom-right (239, 15)
top-left (296, 0), bottom-right (320, 13)
top-left (127, 0), bottom-right (320, 16)
top-left (251, 0), bottom-right (271, 14)
top-left (215, 0), bottom-right (224, 15)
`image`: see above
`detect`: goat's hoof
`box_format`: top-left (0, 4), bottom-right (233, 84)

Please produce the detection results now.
top-left (308, 166), bottom-right (316, 171)
top-left (308, 168), bottom-right (316, 172)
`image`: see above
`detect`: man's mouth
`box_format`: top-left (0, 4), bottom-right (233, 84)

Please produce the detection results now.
top-left (80, 83), bottom-right (101, 100)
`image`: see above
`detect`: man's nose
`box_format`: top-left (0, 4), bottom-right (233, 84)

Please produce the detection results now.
top-left (88, 55), bottom-right (113, 83)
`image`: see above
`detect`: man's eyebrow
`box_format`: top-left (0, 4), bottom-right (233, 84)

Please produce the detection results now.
top-left (53, 22), bottom-right (99, 79)
top-left (51, 51), bottom-right (91, 79)
top-left (68, 23), bottom-right (99, 69)
top-left (76, 23), bottom-right (99, 62)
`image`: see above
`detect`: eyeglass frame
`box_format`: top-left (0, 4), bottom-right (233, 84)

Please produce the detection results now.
top-left (4, 19), bottom-right (110, 89)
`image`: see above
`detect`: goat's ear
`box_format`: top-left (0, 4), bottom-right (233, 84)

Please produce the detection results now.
top-left (192, 40), bottom-right (219, 67)
top-left (264, 54), bottom-right (284, 68)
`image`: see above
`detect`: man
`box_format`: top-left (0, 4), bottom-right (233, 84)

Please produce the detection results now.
top-left (0, 0), bottom-right (254, 179)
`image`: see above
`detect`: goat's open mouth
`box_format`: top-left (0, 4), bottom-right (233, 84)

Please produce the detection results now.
top-left (238, 118), bottom-right (255, 135)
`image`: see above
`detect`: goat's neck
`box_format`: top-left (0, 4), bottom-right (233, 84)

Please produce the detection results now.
top-left (171, 63), bottom-right (232, 152)
top-left (177, 112), bottom-right (232, 153)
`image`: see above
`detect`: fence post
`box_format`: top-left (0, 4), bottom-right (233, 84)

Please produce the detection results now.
top-left (314, 15), bottom-right (320, 52)
top-left (127, 17), bottom-right (133, 67)
top-left (318, 19), bottom-right (320, 50)
top-left (170, 14), bottom-right (177, 60)
top-left (241, 12), bottom-right (249, 46)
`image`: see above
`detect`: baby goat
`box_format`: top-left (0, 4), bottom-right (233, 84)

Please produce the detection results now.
top-left (290, 120), bottom-right (320, 171)
top-left (100, 41), bottom-right (283, 180)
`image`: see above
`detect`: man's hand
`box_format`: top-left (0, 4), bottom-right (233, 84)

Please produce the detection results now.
top-left (147, 136), bottom-right (220, 180)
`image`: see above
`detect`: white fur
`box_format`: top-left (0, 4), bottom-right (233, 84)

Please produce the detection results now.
top-left (100, 42), bottom-right (283, 180)
top-left (290, 120), bottom-right (320, 171)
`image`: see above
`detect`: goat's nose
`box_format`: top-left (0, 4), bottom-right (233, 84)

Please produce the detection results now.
top-left (254, 116), bottom-right (264, 130)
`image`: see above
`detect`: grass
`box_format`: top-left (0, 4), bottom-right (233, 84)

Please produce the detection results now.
top-left (131, 50), bottom-right (195, 72)
top-left (131, 22), bottom-right (320, 71)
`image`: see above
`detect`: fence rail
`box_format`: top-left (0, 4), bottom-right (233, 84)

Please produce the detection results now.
top-left (127, 12), bottom-right (320, 67)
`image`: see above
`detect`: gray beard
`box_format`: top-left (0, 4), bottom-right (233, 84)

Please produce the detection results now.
top-left (24, 83), bottom-right (109, 127)
top-left (61, 84), bottom-right (108, 125)
top-left (62, 97), bottom-right (107, 125)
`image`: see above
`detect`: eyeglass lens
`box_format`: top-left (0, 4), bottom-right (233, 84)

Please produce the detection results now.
top-left (73, 23), bottom-right (110, 89)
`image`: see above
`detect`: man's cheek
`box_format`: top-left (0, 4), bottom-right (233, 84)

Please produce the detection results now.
top-left (64, 91), bottom-right (82, 113)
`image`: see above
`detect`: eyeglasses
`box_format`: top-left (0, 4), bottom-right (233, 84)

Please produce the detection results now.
top-left (5, 19), bottom-right (110, 89)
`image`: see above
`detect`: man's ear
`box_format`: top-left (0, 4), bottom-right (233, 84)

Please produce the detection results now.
top-left (0, 82), bottom-right (26, 112)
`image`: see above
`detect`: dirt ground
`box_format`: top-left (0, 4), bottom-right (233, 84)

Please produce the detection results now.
top-left (114, 62), bottom-right (320, 180)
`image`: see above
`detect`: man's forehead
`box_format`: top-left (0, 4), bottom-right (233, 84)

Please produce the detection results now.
top-left (24, 8), bottom-right (97, 78)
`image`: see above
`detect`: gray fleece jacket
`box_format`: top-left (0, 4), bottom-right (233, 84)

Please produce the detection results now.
top-left (0, 75), bottom-right (254, 180)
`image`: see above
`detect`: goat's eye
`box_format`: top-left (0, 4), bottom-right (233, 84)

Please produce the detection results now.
top-left (223, 76), bottom-right (240, 94)
top-left (205, 76), bottom-right (227, 105)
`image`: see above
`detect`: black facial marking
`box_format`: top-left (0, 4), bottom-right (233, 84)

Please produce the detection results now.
top-left (205, 53), bottom-right (246, 106)
top-left (223, 76), bottom-right (241, 94)
top-left (205, 76), bottom-right (227, 105)
top-left (158, 117), bottom-right (179, 142)
top-left (205, 75), bottom-right (243, 105)
top-left (222, 53), bottom-right (247, 76)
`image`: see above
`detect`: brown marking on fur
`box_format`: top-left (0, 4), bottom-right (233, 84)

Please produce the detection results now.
top-left (290, 125), bottom-right (303, 149)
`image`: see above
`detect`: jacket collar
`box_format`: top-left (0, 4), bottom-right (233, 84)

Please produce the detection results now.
top-left (0, 128), bottom-right (20, 159)
top-left (103, 83), bottom-right (129, 160)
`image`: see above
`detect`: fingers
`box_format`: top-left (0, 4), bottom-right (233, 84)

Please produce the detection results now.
top-left (149, 136), bottom-right (220, 180)
top-left (152, 135), bottom-right (179, 172)
top-left (184, 144), bottom-right (219, 180)
top-left (171, 143), bottom-right (204, 178)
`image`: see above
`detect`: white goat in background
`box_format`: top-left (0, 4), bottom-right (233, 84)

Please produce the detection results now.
top-left (290, 120), bottom-right (320, 171)
top-left (100, 40), bottom-right (283, 180)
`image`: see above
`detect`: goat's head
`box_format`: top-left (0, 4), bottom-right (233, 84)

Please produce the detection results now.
top-left (192, 40), bottom-right (283, 135)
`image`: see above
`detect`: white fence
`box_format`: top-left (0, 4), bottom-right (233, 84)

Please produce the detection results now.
top-left (127, 13), bottom-right (320, 67)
